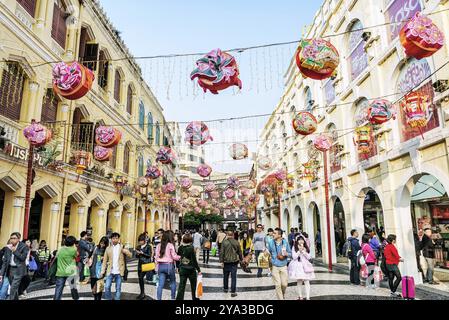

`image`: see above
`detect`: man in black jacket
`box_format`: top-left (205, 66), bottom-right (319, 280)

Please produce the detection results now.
top-left (219, 231), bottom-right (243, 297)
top-left (78, 231), bottom-right (91, 284)
top-left (347, 229), bottom-right (361, 285)
top-left (421, 228), bottom-right (439, 284)
top-left (0, 232), bottom-right (29, 300)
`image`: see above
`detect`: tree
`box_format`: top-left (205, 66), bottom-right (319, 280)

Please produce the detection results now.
top-left (183, 211), bottom-right (224, 228)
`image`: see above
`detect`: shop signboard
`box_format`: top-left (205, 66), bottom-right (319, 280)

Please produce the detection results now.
top-left (2, 142), bottom-right (44, 166)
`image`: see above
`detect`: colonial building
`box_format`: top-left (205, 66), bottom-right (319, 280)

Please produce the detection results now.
top-left (257, 0), bottom-right (449, 284)
top-left (0, 0), bottom-right (175, 249)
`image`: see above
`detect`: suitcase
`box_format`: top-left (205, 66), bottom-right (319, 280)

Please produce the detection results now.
top-left (402, 276), bottom-right (415, 300)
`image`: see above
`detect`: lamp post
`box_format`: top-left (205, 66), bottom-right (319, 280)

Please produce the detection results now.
top-left (23, 144), bottom-right (34, 239)
top-left (323, 150), bottom-right (333, 272)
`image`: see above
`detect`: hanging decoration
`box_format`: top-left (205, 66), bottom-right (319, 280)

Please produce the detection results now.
top-left (301, 160), bottom-right (319, 182)
top-left (184, 121), bottom-right (213, 146)
top-left (258, 156), bottom-right (273, 170)
top-left (210, 190), bottom-right (220, 199)
top-left (313, 134), bottom-right (333, 152)
top-left (274, 169), bottom-right (287, 182)
top-left (401, 92), bottom-right (430, 138)
top-left (245, 180), bottom-right (257, 190)
top-left (156, 147), bottom-right (176, 164)
top-left (249, 193), bottom-right (260, 204)
top-left (224, 188), bottom-right (236, 199)
top-left (240, 188), bottom-right (250, 198)
top-left (73, 151), bottom-right (91, 175)
top-left (295, 39), bottom-right (339, 80)
top-left (354, 126), bottom-right (373, 155)
top-left (93, 146), bottom-right (112, 162)
top-left (194, 207), bottom-right (202, 214)
top-left (189, 188), bottom-right (201, 198)
top-left (197, 164), bottom-right (212, 178)
top-left (23, 120), bottom-right (52, 147)
top-left (292, 112), bottom-right (318, 136)
top-left (230, 143), bottom-right (249, 160)
top-left (259, 184), bottom-right (271, 194)
top-left (197, 199), bottom-right (208, 209)
top-left (190, 48), bottom-right (242, 94)
top-left (137, 177), bottom-right (149, 188)
top-left (227, 176), bottom-right (240, 189)
top-left (180, 177), bottom-right (193, 190)
top-left (52, 62), bottom-right (95, 100)
top-left (367, 99), bottom-right (396, 125)
top-left (162, 182), bottom-right (176, 194)
top-left (145, 165), bottom-right (161, 180)
top-left (205, 182), bottom-right (217, 193)
top-left (95, 126), bottom-right (122, 148)
top-left (399, 12), bottom-right (445, 60)
top-left (286, 174), bottom-right (295, 191)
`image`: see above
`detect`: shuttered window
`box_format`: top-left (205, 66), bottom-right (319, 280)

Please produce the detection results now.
top-left (123, 143), bottom-right (130, 174)
top-left (126, 85), bottom-right (133, 114)
top-left (51, 2), bottom-right (67, 49)
top-left (110, 145), bottom-right (117, 169)
top-left (98, 50), bottom-right (109, 89)
top-left (0, 63), bottom-right (25, 121)
top-left (114, 70), bottom-right (121, 103)
top-left (138, 156), bottom-right (144, 177)
top-left (155, 122), bottom-right (160, 146)
top-left (147, 112), bottom-right (153, 140)
top-left (41, 89), bottom-right (58, 123)
top-left (17, 0), bottom-right (37, 17)
top-left (138, 102), bottom-right (145, 130)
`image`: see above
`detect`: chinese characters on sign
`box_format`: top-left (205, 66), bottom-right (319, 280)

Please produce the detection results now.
top-left (386, 0), bottom-right (421, 41)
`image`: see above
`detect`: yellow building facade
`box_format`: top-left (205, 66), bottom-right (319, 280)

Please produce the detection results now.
top-left (0, 0), bottom-right (174, 250)
top-left (257, 0), bottom-right (449, 284)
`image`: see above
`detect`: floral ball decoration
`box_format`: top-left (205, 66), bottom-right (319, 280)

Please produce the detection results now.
top-left (185, 121), bottom-right (213, 146)
top-left (240, 188), bottom-right (250, 197)
top-left (23, 120), bottom-right (52, 147)
top-left (194, 207), bottom-right (202, 214)
top-left (292, 112), bottom-right (318, 136)
top-left (189, 188), bottom-right (201, 198)
top-left (205, 182), bottom-right (217, 193)
top-left (233, 199), bottom-right (242, 207)
top-left (313, 134), bottom-right (333, 152)
top-left (145, 165), bottom-right (161, 180)
top-left (399, 12), bottom-right (445, 60)
top-left (225, 199), bottom-right (234, 208)
top-left (180, 177), bottom-right (192, 190)
top-left (401, 92), bottom-right (429, 130)
top-left (93, 146), bottom-right (112, 162)
top-left (156, 147), bottom-right (176, 165)
top-left (258, 156), bottom-right (273, 171)
top-left (224, 188), bottom-right (236, 199)
top-left (95, 126), bottom-right (122, 148)
top-left (197, 164), bottom-right (212, 178)
top-left (260, 184), bottom-right (271, 194)
top-left (190, 48), bottom-right (242, 94)
top-left (295, 39), bottom-right (339, 80)
top-left (287, 174), bottom-right (295, 191)
top-left (227, 176), bottom-right (240, 189)
top-left (197, 199), bottom-right (208, 209)
top-left (213, 208), bottom-right (220, 214)
top-left (245, 180), bottom-right (257, 190)
top-left (274, 169), bottom-right (287, 182)
top-left (52, 62), bottom-right (95, 100)
top-left (137, 177), bottom-right (149, 188)
top-left (249, 194), bottom-right (260, 204)
top-left (210, 190), bottom-right (220, 199)
top-left (367, 99), bottom-right (396, 125)
top-left (162, 182), bottom-right (176, 194)
top-left (229, 143), bottom-right (249, 160)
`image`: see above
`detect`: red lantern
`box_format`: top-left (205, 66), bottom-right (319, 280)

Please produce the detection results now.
top-left (292, 112), bottom-right (318, 135)
top-left (354, 126), bottom-right (372, 155)
top-left (74, 151), bottom-right (91, 175)
top-left (401, 92), bottom-right (429, 130)
top-left (399, 12), bottom-right (445, 60)
top-left (94, 146), bottom-right (112, 162)
top-left (295, 39), bottom-right (339, 80)
top-left (367, 99), bottom-right (396, 125)
top-left (95, 126), bottom-right (122, 148)
top-left (156, 147), bottom-right (176, 165)
top-left (185, 121), bottom-right (213, 146)
top-left (52, 62), bottom-right (95, 100)
top-left (197, 164), bottom-right (212, 178)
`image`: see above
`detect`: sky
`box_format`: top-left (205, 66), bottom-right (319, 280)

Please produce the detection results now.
top-left (100, 1), bottom-right (321, 173)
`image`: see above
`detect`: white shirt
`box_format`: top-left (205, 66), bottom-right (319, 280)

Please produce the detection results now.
top-left (193, 233), bottom-right (202, 248)
top-left (111, 244), bottom-right (121, 275)
top-left (10, 252), bottom-right (16, 266)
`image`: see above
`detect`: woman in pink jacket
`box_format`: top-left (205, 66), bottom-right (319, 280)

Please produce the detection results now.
top-left (361, 233), bottom-right (377, 289)
top-left (155, 231), bottom-right (180, 300)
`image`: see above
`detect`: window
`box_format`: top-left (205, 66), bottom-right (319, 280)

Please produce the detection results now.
top-left (190, 154), bottom-right (195, 162)
top-left (305, 87), bottom-right (313, 111)
top-left (324, 79), bottom-right (336, 105)
top-left (138, 156), bottom-right (144, 177)
top-left (98, 50), bottom-right (109, 89)
top-left (41, 89), bottom-right (58, 123)
top-left (348, 20), bottom-right (368, 80)
top-left (110, 145), bottom-right (117, 169)
top-left (0, 62), bottom-right (25, 121)
top-left (354, 98), bottom-right (377, 161)
top-left (51, 1), bottom-right (67, 49)
top-left (114, 70), bottom-right (122, 103)
top-left (123, 143), bottom-right (130, 174)
top-left (17, 0), bottom-right (37, 17)
top-left (155, 122), bottom-right (160, 146)
top-left (385, 0), bottom-right (421, 42)
top-left (126, 85), bottom-right (133, 114)
top-left (163, 136), bottom-right (169, 147)
top-left (78, 27), bottom-right (98, 71)
top-left (139, 102), bottom-right (145, 130)
top-left (147, 112), bottom-right (153, 140)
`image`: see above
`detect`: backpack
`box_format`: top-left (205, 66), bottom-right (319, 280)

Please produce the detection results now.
top-left (343, 240), bottom-right (352, 258)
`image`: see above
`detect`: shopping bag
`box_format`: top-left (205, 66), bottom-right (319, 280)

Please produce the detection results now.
top-left (211, 247), bottom-right (217, 257)
top-left (360, 264), bottom-right (368, 279)
top-left (373, 266), bottom-right (383, 282)
top-left (257, 252), bottom-right (270, 269)
top-left (196, 274), bottom-right (203, 299)
top-left (28, 257), bottom-right (38, 271)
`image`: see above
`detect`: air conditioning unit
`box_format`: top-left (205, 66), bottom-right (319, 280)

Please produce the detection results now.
top-left (433, 80), bottom-right (449, 93)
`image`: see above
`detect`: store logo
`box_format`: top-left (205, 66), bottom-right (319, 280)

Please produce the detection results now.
top-left (2, 142), bottom-right (44, 166)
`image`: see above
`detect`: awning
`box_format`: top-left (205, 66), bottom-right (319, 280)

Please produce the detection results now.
top-left (411, 175), bottom-right (448, 202)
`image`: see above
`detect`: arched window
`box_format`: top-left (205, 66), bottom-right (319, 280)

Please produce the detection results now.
top-left (0, 62), bottom-right (25, 121)
top-left (155, 122), bottom-right (160, 146)
top-left (114, 70), bottom-right (122, 103)
top-left (126, 85), bottom-right (133, 114)
top-left (147, 112), bottom-right (153, 141)
top-left (138, 155), bottom-right (144, 177)
top-left (305, 87), bottom-right (313, 111)
top-left (139, 101), bottom-right (145, 130)
top-left (51, 0), bottom-right (67, 48)
top-left (41, 89), bottom-right (59, 123)
top-left (17, 0), bottom-right (37, 17)
top-left (348, 20), bottom-right (368, 80)
top-left (385, 0), bottom-right (421, 41)
top-left (354, 98), bottom-right (377, 161)
top-left (123, 142), bottom-right (131, 174)
top-left (98, 50), bottom-right (109, 89)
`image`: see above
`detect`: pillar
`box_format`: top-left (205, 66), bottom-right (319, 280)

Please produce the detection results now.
top-left (40, 200), bottom-right (60, 250)
top-left (120, 211), bottom-right (134, 248)
top-left (18, 81), bottom-right (42, 146)
top-left (34, 0), bottom-right (49, 36)
top-left (64, 5), bottom-right (80, 61)
top-left (107, 206), bottom-right (122, 234)
top-left (90, 206), bottom-right (108, 244)
top-left (68, 202), bottom-right (88, 238)
top-left (0, 193), bottom-right (24, 245)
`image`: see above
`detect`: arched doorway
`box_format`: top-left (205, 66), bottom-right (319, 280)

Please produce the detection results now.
top-left (362, 189), bottom-right (384, 234)
top-left (154, 210), bottom-right (160, 231)
top-left (333, 197), bottom-right (346, 257)
top-left (308, 202), bottom-right (321, 258)
top-left (292, 205), bottom-right (303, 231)
top-left (283, 208), bottom-right (290, 232)
top-left (29, 193), bottom-right (44, 241)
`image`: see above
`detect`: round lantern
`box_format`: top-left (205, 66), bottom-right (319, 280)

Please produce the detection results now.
top-left (225, 200), bottom-right (234, 208)
top-left (23, 120), bottom-right (52, 147)
top-left (180, 178), bottom-right (192, 190)
top-left (260, 184), bottom-right (271, 194)
top-left (185, 121), bottom-right (213, 146)
top-left (274, 169), bottom-right (287, 182)
top-left (197, 199), bottom-right (208, 209)
top-left (258, 157), bottom-right (273, 171)
top-left (95, 126), bottom-right (122, 148)
top-left (163, 182), bottom-right (176, 194)
top-left (213, 208), bottom-right (220, 214)
top-left (292, 112), bottom-right (318, 136)
top-left (233, 199), bottom-right (242, 207)
top-left (313, 134), bottom-right (333, 152)
top-left (156, 147), bottom-right (176, 165)
top-left (227, 176), bottom-right (240, 189)
top-left (145, 165), bottom-right (161, 180)
top-left (301, 161), bottom-right (318, 182)
top-left (287, 174), bottom-right (295, 191)
top-left (399, 12), bottom-right (445, 60)
top-left (93, 146), bottom-right (112, 162)
top-left (205, 182), bottom-right (216, 193)
top-left (194, 207), bottom-right (202, 214)
top-left (295, 39), bottom-right (339, 80)
top-left (210, 190), bottom-right (220, 199)
top-left (197, 164), bottom-right (212, 178)
top-left (401, 92), bottom-right (429, 130)
top-left (190, 48), bottom-right (242, 94)
top-left (245, 180), bottom-right (257, 190)
top-left (229, 143), bottom-right (248, 160)
top-left (137, 177), bottom-right (149, 188)
top-left (240, 188), bottom-right (250, 198)
top-left (52, 62), bottom-right (95, 100)
top-left (367, 99), bottom-right (396, 125)
top-left (224, 188), bottom-right (235, 199)
top-left (190, 188), bottom-right (201, 198)
top-left (354, 126), bottom-right (373, 155)
top-left (73, 151), bottom-right (90, 175)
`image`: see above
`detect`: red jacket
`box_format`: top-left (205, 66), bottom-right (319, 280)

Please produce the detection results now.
top-left (384, 243), bottom-right (400, 265)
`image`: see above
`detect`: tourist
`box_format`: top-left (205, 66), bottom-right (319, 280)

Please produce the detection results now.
top-left (35, 240), bottom-right (51, 280)
top-left (155, 230), bottom-right (180, 300)
top-left (267, 228), bottom-right (291, 300)
top-left (239, 231), bottom-right (252, 273)
top-left (0, 241), bottom-right (10, 300)
top-left (288, 234), bottom-right (315, 300)
top-left (176, 233), bottom-right (201, 300)
top-left (369, 231), bottom-right (381, 260)
top-left (53, 236), bottom-right (79, 300)
top-left (100, 232), bottom-right (132, 301)
top-left (347, 229), bottom-right (361, 285)
top-left (265, 228), bottom-right (275, 277)
top-left (288, 228), bottom-right (295, 249)
top-left (315, 230), bottom-right (322, 255)
top-left (0, 233), bottom-right (29, 300)
top-left (193, 229), bottom-right (203, 261)
top-left (253, 224), bottom-right (266, 278)
top-left (136, 233), bottom-right (153, 300)
top-left (18, 239), bottom-right (32, 298)
top-left (361, 233), bottom-right (377, 289)
top-left (89, 236), bottom-right (108, 301)
top-left (201, 230), bottom-right (211, 265)
top-left (334, 230), bottom-right (341, 256)
top-left (220, 230), bottom-right (242, 298)
top-left (217, 229), bottom-right (227, 255)
top-left (384, 234), bottom-right (403, 297)
top-left (78, 231), bottom-right (92, 285)
top-left (421, 228), bottom-right (439, 285)
top-left (153, 229), bottom-right (164, 251)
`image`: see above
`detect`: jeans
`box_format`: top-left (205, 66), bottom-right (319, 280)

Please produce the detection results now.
top-left (104, 274), bottom-right (123, 300)
top-left (203, 250), bottom-right (210, 264)
top-left (255, 250), bottom-right (263, 276)
top-left (77, 262), bottom-right (85, 282)
top-left (157, 263), bottom-right (176, 300)
top-left (386, 264), bottom-right (402, 293)
top-left (272, 266), bottom-right (288, 300)
top-left (425, 257), bottom-right (435, 283)
top-left (53, 276), bottom-right (79, 300)
top-left (176, 268), bottom-right (197, 300)
top-left (0, 276), bottom-right (10, 300)
top-left (7, 267), bottom-right (24, 300)
top-left (350, 259), bottom-right (360, 285)
top-left (223, 262), bottom-right (238, 293)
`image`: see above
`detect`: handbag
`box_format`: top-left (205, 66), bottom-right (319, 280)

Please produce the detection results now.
top-left (141, 262), bottom-right (156, 272)
top-left (28, 257), bottom-right (38, 271)
top-left (360, 264), bottom-right (368, 278)
top-left (196, 274), bottom-right (203, 299)
top-left (373, 266), bottom-right (383, 282)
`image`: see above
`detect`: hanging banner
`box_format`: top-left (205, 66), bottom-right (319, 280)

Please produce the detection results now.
top-left (386, 0), bottom-right (422, 41)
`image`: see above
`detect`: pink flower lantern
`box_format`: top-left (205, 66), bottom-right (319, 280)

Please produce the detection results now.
top-left (224, 188), bottom-right (235, 199)
top-left (180, 178), bottom-right (192, 190)
top-left (52, 62), bottom-right (94, 100)
top-left (258, 157), bottom-right (273, 171)
top-left (292, 112), bottom-right (318, 136)
top-left (185, 121), bottom-right (213, 146)
top-left (197, 164), bottom-right (212, 178)
top-left (95, 126), bottom-right (122, 148)
top-left (205, 182), bottom-right (217, 193)
top-left (229, 143), bottom-right (248, 160)
top-left (23, 120), bottom-right (52, 147)
top-left (194, 207), bottom-right (202, 214)
top-left (210, 191), bottom-right (220, 199)
top-left (367, 99), bottom-right (396, 125)
top-left (145, 165), bottom-right (161, 180)
top-left (94, 146), bottom-right (112, 162)
top-left (274, 169), bottom-right (287, 182)
top-left (313, 134), bottom-right (333, 152)
top-left (137, 177), bottom-right (149, 188)
top-left (156, 147), bottom-right (176, 165)
top-left (227, 176), bottom-right (240, 189)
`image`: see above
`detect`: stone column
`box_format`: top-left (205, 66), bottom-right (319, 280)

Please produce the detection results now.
top-left (68, 202), bottom-right (88, 238)
top-left (34, 0), bottom-right (49, 34)
top-left (90, 206), bottom-right (108, 244)
top-left (0, 193), bottom-right (24, 245)
top-left (40, 200), bottom-right (61, 250)
top-left (64, 5), bottom-right (80, 61)
top-left (107, 206), bottom-right (122, 234)
top-left (120, 211), bottom-right (134, 248)
top-left (18, 81), bottom-right (41, 146)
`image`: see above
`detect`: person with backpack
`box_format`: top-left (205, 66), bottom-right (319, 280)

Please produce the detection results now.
top-left (53, 236), bottom-right (79, 300)
top-left (78, 231), bottom-right (92, 285)
top-left (361, 233), bottom-right (377, 289)
top-left (176, 233), bottom-right (201, 300)
top-left (288, 234), bottom-right (315, 300)
top-left (265, 228), bottom-right (275, 277)
top-left (421, 228), bottom-right (439, 285)
top-left (220, 230), bottom-right (243, 298)
top-left (201, 230), bottom-right (211, 265)
top-left (384, 234), bottom-right (403, 297)
top-left (347, 229), bottom-right (361, 285)
top-left (369, 232), bottom-right (381, 260)
top-left (34, 240), bottom-right (50, 281)
top-left (89, 236), bottom-right (108, 301)
top-left (253, 224), bottom-right (267, 278)
top-left (267, 228), bottom-right (292, 300)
